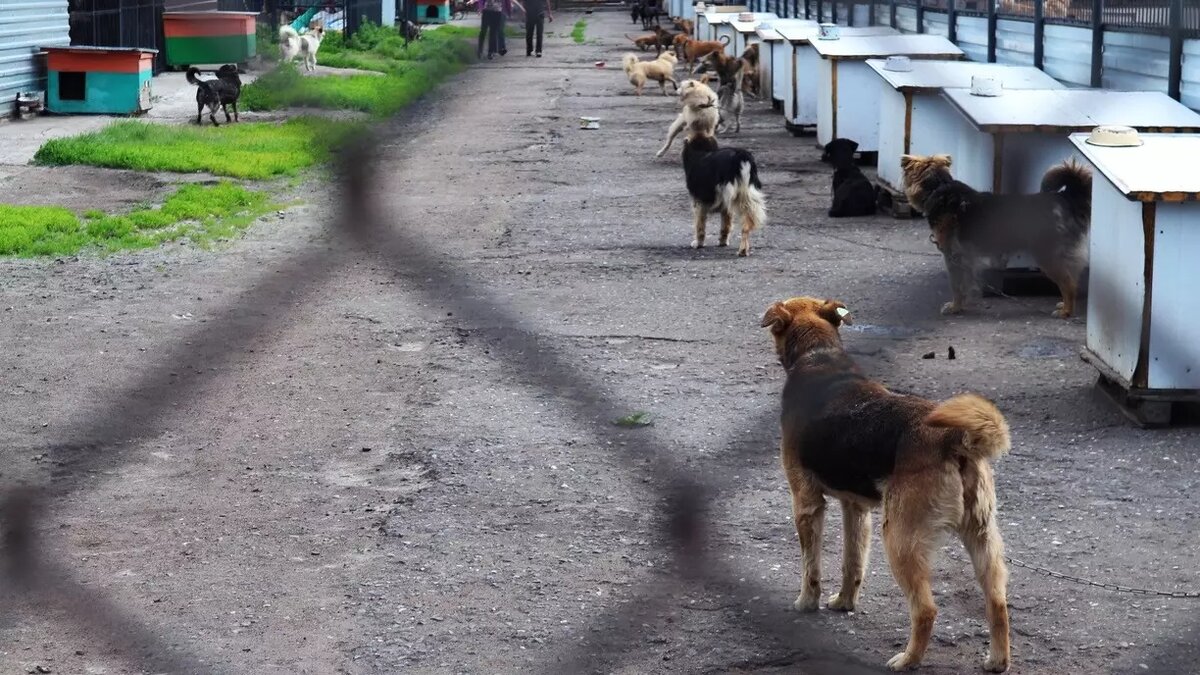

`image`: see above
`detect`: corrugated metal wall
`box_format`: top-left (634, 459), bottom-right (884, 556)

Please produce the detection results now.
top-left (0, 0), bottom-right (70, 119)
top-left (1103, 30), bottom-right (1170, 93)
top-left (1043, 23), bottom-right (1092, 86)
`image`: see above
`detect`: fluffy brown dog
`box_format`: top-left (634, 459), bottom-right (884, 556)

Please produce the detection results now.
top-left (761, 296), bottom-right (1012, 673)
top-left (622, 51), bottom-right (679, 96)
top-left (673, 34), bottom-right (729, 67)
top-left (900, 153), bottom-right (1092, 318)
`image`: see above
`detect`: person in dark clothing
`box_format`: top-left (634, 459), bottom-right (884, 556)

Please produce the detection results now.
top-left (522, 0), bottom-right (553, 57)
top-left (475, 0), bottom-right (522, 59)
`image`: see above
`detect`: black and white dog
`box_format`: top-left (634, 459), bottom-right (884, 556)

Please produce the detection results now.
top-left (186, 65), bottom-right (242, 127)
top-left (823, 138), bottom-right (877, 218)
top-left (681, 132), bottom-right (767, 256)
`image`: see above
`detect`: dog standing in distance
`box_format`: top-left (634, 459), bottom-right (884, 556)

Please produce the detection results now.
top-left (739, 42), bottom-right (760, 97)
top-left (900, 153), bottom-right (1092, 317)
top-left (680, 130), bottom-right (766, 256)
top-left (703, 72), bottom-right (743, 133)
top-left (622, 51), bottom-right (679, 96)
top-left (761, 296), bottom-right (1012, 673)
top-left (626, 32), bottom-right (660, 51)
top-left (186, 65), bottom-right (242, 126)
top-left (823, 138), bottom-right (877, 217)
top-left (656, 78), bottom-right (719, 157)
top-left (673, 34), bottom-right (729, 67)
top-left (280, 21), bottom-right (325, 72)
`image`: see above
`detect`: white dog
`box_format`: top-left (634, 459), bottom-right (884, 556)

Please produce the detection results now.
top-left (279, 22), bottom-right (325, 72)
top-left (655, 78), bottom-right (720, 158)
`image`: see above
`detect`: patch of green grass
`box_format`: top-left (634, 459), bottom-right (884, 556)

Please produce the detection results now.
top-left (571, 19), bottom-right (586, 43)
top-left (614, 411), bottom-right (653, 428)
top-left (242, 22), bottom-right (478, 118)
top-left (0, 182), bottom-right (271, 257)
top-left (33, 118), bottom-right (360, 180)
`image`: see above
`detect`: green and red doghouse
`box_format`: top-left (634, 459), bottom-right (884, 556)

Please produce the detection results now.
top-left (162, 11), bottom-right (258, 70)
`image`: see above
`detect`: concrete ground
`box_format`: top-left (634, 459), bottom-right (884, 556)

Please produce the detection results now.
top-left (2, 9), bottom-right (1200, 675)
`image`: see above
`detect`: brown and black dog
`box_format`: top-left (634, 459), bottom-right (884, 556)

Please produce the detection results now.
top-left (626, 32), bottom-right (661, 51)
top-left (900, 153), bottom-right (1092, 318)
top-left (673, 34), bottom-right (729, 67)
top-left (628, 26), bottom-right (679, 54)
top-left (761, 296), bottom-right (1012, 673)
top-left (739, 42), bottom-right (760, 97)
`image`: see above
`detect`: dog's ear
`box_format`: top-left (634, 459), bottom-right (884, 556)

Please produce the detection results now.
top-left (933, 153), bottom-right (952, 168)
top-left (760, 302), bottom-right (793, 334)
top-left (818, 300), bottom-right (853, 327)
top-left (900, 154), bottom-right (917, 171)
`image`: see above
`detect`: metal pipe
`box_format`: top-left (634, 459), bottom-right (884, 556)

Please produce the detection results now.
top-left (1090, 0), bottom-right (1103, 87)
top-left (1034, 0), bottom-right (1044, 69)
top-left (987, 0), bottom-right (997, 62)
top-left (1169, 0), bottom-right (1183, 100)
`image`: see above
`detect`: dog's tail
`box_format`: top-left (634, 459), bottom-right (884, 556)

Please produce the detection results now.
top-left (622, 53), bottom-right (639, 74)
top-left (927, 393), bottom-right (1011, 462)
top-left (185, 67), bottom-right (203, 86)
top-left (279, 25), bottom-right (300, 43)
top-left (731, 151), bottom-right (767, 232)
top-left (1040, 157), bottom-right (1093, 222)
top-left (718, 34), bottom-right (730, 45)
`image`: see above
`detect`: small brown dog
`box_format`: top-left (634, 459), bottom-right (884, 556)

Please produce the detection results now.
top-left (673, 34), bottom-right (729, 67)
top-left (761, 296), bottom-right (1012, 673)
top-left (739, 42), bottom-right (760, 97)
top-left (622, 51), bottom-right (679, 96)
top-left (626, 32), bottom-right (660, 51)
top-left (671, 16), bottom-right (694, 35)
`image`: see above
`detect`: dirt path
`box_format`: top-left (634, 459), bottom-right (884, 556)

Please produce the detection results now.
top-left (2, 11), bottom-right (1200, 675)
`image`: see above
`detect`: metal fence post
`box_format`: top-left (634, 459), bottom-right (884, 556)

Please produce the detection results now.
top-left (987, 0), bottom-right (997, 62)
top-left (916, 0), bottom-right (924, 34)
top-left (1169, 0), bottom-right (1184, 100)
top-left (890, 0), bottom-right (896, 29)
top-left (1090, 0), bottom-right (1103, 87)
top-left (1033, 0), bottom-right (1044, 69)
top-left (947, 0), bottom-right (956, 42)
top-left (869, 0), bottom-right (876, 26)
top-left (847, 0), bottom-right (854, 26)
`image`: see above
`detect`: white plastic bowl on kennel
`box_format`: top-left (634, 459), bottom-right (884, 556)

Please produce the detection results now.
top-left (809, 34), bottom-right (964, 151)
top-left (939, 89), bottom-right (1200, 195)
top-left (869, 60), bottom-right (1064, 195)
top-left (1069, 132), bottom-right (1200, 425)
top-left (775, 23), bottom-right (896, 135)
top-left (729, 13), bottom-right (776, 56)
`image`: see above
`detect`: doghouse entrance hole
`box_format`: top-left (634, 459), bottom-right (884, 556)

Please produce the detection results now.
top-left (59, 71), bottom-right (86, 101)
top-left (424, 5), bottom-right (438, 18)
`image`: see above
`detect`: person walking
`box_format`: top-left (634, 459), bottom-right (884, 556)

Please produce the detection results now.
top-left (476, 0), bottom-right (522, 60)
top-left (522, 0), bottom-right (553, 57)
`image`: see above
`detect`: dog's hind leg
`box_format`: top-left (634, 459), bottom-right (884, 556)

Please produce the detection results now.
top-left (828, 500), bottom-right (870, 611)
top-left (786, 468), bottom-right (826, 611)
top-left (691, 201), bottom-right (707, 248)
top-left (718, 210), bottom-right (732, 247)
top-left (222, 103), bottom-right (232, 123)
top-left (882, 504), bottom-right (939, 671)
top-left (1039, 256), bottom-right (1081, 319)
top-left (208, 104), bottom-right (220, 127)
top-left (196, 101), bottom-right (204, 126)
top-left (957, 462), bottom-right (1011, 673)
top-left (232, 101), bottom-right (239, 122)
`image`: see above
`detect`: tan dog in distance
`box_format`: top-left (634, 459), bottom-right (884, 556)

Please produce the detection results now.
top-left (623, 51), bottom-right (679, 96)
top-left (673, 34), bottom-right (729, 67)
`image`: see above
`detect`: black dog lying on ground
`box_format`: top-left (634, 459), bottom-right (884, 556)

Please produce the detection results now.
top-left (823, 138), bottom-right (878, 218)
top-left (186, 65), bottom-right (242, 127)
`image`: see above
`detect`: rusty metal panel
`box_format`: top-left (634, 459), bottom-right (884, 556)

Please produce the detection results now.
top-left (954, 13), bottom-right (988, 62)
top-left (0, 0), bottom-right (70, 119)
top-left (1043, 23), bottom-right (1092, 87)
top-left (894, 4), bottom-right (917, 33)
top-left (1103, 30), bottom-right (1170, 94)
top-left (923, 10), bottom-right (950, 39)
top-left (994, 18), bottom-right (1034, 66)
top-left (1181, 39), bottom-right (1200, 110)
